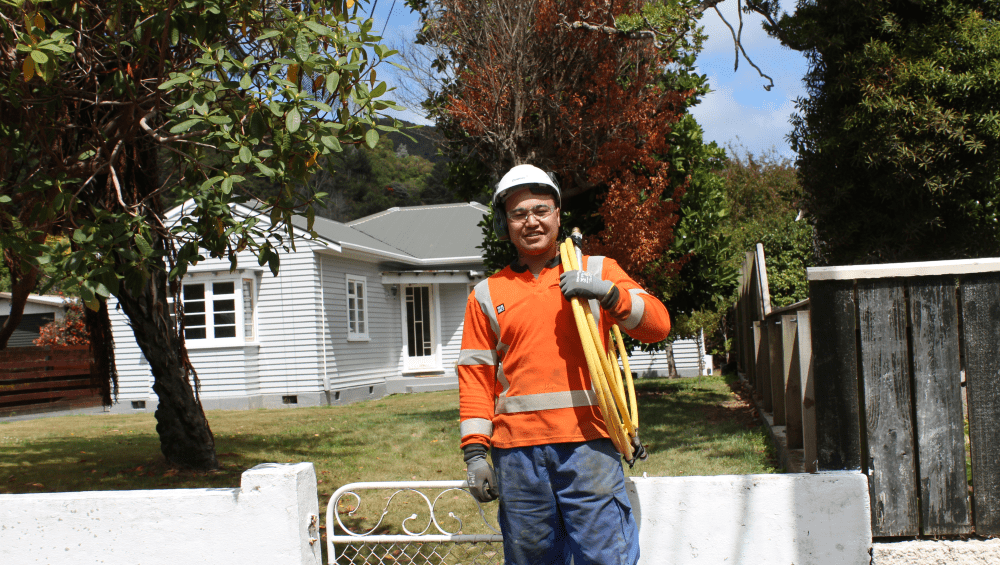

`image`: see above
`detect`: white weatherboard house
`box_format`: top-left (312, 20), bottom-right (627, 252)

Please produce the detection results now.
top-left (107, 202), bottom-right (702, 414)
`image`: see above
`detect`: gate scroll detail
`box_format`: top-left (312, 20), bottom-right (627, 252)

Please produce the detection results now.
top-left (326, 480), bottom-right (503, 565)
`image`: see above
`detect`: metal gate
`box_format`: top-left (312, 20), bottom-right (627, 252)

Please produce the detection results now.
top-left (326, 481), bottom-right (503, 565)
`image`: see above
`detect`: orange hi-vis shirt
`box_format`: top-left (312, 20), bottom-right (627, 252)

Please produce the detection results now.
top-left (458, 255), bottom-right (671, 450)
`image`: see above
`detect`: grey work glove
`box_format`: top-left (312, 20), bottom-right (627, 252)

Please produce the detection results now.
top-left (560, 269), bottom-right (619, 310)
top-left (463, 443), bottom-right (498, 503)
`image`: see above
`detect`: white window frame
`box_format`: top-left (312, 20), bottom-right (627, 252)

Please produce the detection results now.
top-left (171, 273), bottom-right (252, 349)
top-left (346, 274), bottom-right (369, 342)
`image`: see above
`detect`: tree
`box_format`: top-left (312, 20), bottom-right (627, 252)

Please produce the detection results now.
top-left (760, 0), bottom-right (1000, 265)
top-left (409, 0), bottom-right (730, 300)
top-left (653, 115), bottom-right (736, 343)
top-left (721, 145), bottom-right (812, 308)
top-left (0, 0), bottom-right (403, 469)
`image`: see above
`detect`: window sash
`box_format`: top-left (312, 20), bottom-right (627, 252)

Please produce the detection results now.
top-left (175, 279), bottom-right (243, 342)
top-left (405, 286), bottom-right (432, 357)
top-left (347, 276), bottom-right (368, 338)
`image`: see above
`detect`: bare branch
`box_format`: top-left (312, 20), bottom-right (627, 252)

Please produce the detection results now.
top-left (713, 5), bottom-right (774, 91)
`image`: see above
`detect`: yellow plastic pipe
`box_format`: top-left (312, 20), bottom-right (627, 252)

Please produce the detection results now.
top-left (559, 241), bottom-right (630, 455)
top-left (612, 325), bottom-right (639, 428)
top-left (559, 239), bottom-right (635, 459)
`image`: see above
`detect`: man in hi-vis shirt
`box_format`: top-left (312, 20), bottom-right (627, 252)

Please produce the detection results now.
top-left (457, 164), bottom-right (671, 565)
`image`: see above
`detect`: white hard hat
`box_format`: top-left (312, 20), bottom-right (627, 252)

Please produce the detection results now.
top-left (493, 164), bottom-right (561, 210)
top-left (491, 164), bottom-right (561, 241)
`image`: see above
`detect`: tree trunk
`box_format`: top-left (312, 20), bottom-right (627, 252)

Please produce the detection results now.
top-left (666, 341), bottom-right (678, 378)
top-left (0, 251), bottom-right (39, 350)
top-left (697, 329), bottom-right (706, 376)
top-left (115, 259), bottom-right (218, 470)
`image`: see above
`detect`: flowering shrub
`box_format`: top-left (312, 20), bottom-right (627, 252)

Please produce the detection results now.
top-left (34, 300), bottom-right (90, 347)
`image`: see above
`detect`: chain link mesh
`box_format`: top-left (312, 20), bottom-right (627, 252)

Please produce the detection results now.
top-left (333, 541), bottom-right (503, 565)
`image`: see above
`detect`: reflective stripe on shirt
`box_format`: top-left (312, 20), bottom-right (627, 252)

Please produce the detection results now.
top-left (473, 279), bottom-right (510, 397)
top-left (474, 280), bottom-right (502, 342)
top-left (495, 389), bottom-right (598, 414)
top-left (458, 349), bottom-right (497, 366)
top-left (460, 418), bottom-right (494, 438)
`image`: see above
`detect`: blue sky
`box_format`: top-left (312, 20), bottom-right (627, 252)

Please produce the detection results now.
top-left (363, 0), bottom-right (808, 159)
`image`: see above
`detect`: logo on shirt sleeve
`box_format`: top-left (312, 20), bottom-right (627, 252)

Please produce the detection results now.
top-left (496, 304), bottom-right (505, 314)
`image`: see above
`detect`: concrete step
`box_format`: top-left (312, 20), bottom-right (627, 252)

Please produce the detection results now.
top-left (386, 374), bottom-right (458, 395)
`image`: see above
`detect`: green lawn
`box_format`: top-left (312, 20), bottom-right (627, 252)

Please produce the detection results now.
top-left (1, 374), bottom-right (775, 539)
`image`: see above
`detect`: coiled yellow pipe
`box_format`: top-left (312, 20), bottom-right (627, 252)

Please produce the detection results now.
top-left (559, 238), bottom-right (643, 463)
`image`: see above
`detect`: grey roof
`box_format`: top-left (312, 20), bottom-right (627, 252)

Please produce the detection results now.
top-left (347, 203), bottom-right (489, 261)
top-left (292, 214), bottom-right (405, 257)
top-left (168, 199), bottom-right (486, 266)
top-left (288, 202), bottom-right (488, 264)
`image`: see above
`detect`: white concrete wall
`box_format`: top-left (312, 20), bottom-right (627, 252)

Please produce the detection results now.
top-left (1, 466), bottom-right (873, 565)
top-left (626, 472), bottom-right (872, 565)
top-left (0, 463), bottom-right (320, 565)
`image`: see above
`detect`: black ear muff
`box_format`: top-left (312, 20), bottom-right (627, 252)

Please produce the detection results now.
top-left (493, 212), bottom-right (509, 241)
top-left (546, 172), bottom-right (562, 207)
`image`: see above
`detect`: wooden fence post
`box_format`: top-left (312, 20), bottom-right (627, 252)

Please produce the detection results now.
top-left (768, 317), bottom-right (785, 426)
top-left (797, 310), bottom-right (817, 473)
top-left (754, 321), bottom-right (772, 413)
top-left (782, 313), bottom-right (802, 450)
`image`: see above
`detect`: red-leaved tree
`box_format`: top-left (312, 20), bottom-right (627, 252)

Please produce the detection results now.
top-left (408, 0), bottom-right (712, 286)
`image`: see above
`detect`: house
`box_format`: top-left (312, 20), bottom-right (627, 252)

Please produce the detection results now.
top-left (0, 293), bottom-right (74, 348)
top-left (106, 202), bottom-right (705, 414)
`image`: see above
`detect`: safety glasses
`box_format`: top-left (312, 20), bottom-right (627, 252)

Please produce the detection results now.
top-left (506, 204), bottom-right (555, 224)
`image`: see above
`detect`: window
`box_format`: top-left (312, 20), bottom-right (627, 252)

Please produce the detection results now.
top-left (347, 275), bottom-right (368, 340)
top-left (172, 276), bottom-right (253, 345)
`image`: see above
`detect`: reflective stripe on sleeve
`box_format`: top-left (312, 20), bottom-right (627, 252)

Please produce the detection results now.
top-left (474, 280), bottom-right (502, 342)
top-left (495, 389), bottom-right (598, 414)
top-left (586, 256), bottom-right (605, 321)
top-left (622, 289), bottom-right (647, 330)
top-left (586, 256), bottom-right (605, 277)
top-left (460, 418), bottom-right (494, 438)
top-left (458, 349), bottom-right (498, 366)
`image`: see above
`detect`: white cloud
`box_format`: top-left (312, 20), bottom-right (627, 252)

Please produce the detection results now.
top-left (690, 74), bottom-right (799, 158)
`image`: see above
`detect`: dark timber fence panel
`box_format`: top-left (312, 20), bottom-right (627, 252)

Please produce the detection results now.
top-left (808, 279), bottom-right (863, 472)
top-left (737, 253), bottom-right (1000, 537)
top-left (909, 277), bottom-right (970, 535)
top-left (803, 259), bottom-right (1000, 538)
top-left (961, 272), bottom-right (1000, 537)
top-left (857, 279), bottom-right (919, 536)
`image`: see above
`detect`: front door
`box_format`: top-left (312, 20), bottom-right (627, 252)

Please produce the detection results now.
top-left (403, 285), bottom-right (438, 371)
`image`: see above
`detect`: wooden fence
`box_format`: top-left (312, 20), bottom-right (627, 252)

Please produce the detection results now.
top-left (736, 249), bottom-right (1000, 538)
top-left (734, 245), bottom-right (817, 474)
top-left (0, 345), bottom-right (100, 416)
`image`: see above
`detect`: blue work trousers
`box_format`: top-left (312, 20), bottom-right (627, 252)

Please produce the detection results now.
top-left (492, 439), bottom-right (639, 565)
